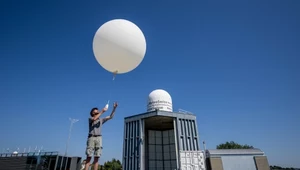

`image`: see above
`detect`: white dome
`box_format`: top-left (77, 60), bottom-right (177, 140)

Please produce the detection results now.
top-left (147, 89), bottom-right (173, 112)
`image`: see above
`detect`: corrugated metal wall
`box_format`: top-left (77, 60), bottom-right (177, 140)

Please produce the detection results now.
top-left (122, 120), bottom-right (141, 170)
top-left (0, 155), bottom-right (81, 170)
top-left (0, 157), bottom-right (27, 170)
top-left (177, 118), bottom-right (200, 151)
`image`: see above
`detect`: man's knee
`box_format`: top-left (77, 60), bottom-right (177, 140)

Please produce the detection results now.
top-left (93, 157), bottom-right (99, 164)
top-left (85, 157), bottom-right (92, 163)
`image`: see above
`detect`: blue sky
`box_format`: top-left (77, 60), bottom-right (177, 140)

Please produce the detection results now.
top-left (0, 0), bottom-right (299, 168)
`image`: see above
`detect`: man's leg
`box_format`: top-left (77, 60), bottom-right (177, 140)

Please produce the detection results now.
top-left (84, 157), bottom-right (91, 170)
top-left (93, 157), bottom-right (99, 170)
top-left (93, 136), bottom-right (102, 170)
top-left (85, 137), bottom-right (95, 170)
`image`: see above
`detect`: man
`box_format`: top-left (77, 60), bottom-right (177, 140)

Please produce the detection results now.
top-left (85, 102), bottom-right (118, 170)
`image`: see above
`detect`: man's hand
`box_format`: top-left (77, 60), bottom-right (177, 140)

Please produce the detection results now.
top-left (113, 102), bottom-right (118, 109)
top-left (103, 102), bottom-right (118, 123)
top-left (102, 107), bottom-right (108, 112)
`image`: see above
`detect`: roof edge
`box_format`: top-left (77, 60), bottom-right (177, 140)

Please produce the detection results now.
top-left (206, 148), bottom-right (265, 156)
top-left (124, 110), bottom-right (196, 120)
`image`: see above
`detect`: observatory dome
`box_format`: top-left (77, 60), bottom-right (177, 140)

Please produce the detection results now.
top-left (147, 89), bottom-right (173, 112)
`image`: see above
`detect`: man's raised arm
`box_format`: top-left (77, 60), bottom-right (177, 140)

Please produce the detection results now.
top-left (103, 102), bottom-right (118, 122)
top-left (92, 107), bottom-right (108, 121)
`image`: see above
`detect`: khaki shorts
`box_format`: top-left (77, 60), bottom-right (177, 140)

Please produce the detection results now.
top-left (86, 136), bottom-right (102, 157)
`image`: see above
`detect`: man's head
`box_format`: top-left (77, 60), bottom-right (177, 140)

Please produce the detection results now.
top-left (90, 107), bottom-right (98, 117)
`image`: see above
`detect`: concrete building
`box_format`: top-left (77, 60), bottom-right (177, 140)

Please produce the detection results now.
top-left (0, 151), bottom-right (82, 170)
top-left (205, 149), bottom-right (270, 170)
top-left (122, 89), bottom-right (205, 170)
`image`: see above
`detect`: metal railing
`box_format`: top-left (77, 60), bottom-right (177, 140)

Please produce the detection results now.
top-left (0, 151), bottom-right (59, 157)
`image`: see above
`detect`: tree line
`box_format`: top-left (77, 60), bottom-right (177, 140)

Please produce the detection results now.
top-left (89, 158), bottom-right (122, 170)
top-left (270, 165), bottom-right (298, 170)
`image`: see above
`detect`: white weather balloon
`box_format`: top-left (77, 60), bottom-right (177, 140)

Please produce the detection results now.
top-left (92, 19), bottom-right (147, 74)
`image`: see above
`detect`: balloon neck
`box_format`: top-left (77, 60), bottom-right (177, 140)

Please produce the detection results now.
top-left (112, 70), bottom-right (118, 80)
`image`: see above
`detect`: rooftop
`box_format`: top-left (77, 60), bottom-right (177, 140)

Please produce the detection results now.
top-left (124, 110), bottom-right (196, 122)
top-left (206, 148), bottom-right (265, 157)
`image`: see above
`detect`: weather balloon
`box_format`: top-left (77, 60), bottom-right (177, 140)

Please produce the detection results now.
top-left (92, 19), bottom-right (147, 74)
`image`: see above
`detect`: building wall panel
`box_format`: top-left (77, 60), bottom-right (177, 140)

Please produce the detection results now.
top-left (146, 129), bottom-right (177, 170)
top-left (210, 157), bottom-right (224, 170)
top-left (0, 154), bottom-right (80, 170)
top-left (180, 150), bottom-right (205, 170)
top-left (122, 120), bottom-right (140, 170)
top-left (254, 156), bottom-right (270, 170)
top-left (0, 157), bottom-right (27, 170)
top-left (221, 156), bottom-right (257, 170)
top-left (178, 118), bottom-right (200, 152)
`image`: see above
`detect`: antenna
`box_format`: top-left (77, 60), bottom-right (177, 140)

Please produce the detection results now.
top-left (65, 117), bottom-right (79, 156)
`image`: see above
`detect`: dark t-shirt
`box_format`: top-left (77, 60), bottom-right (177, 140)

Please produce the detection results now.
top-left (88, 117), bottom-right (108, 136)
